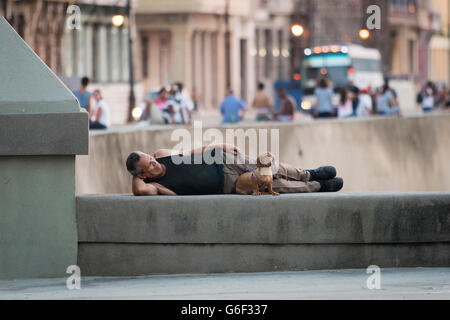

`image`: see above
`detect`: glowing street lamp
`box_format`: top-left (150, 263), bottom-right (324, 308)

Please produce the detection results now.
top-left (112, 14), bottom-right (125, 27)
top-left (291, 24), bottom-right (304, 37)
top-left (359, 29), bottom-right (370, 40)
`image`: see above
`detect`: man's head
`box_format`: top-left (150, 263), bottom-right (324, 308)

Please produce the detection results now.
top-left (92, 89), bottom-right (102, 101)
top-left (226, 88), bottom-right (234, 96)
top-left (175, 82), bottom-right (183, 92)
top-left (81, 76), bottom-right (90, 88)
top-left (277, 88), bottom-right (286, 98)
top-left (258, 82), bottom-right (265, 90)
top-left (126, 151), bottom-right (165, 179)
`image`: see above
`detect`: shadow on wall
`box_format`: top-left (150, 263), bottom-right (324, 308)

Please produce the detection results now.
top-left (76, 113), bottom-right (450, 194)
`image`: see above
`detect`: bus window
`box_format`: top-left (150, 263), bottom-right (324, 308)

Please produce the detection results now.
top-left (351, 58), bottom-right (381, 72)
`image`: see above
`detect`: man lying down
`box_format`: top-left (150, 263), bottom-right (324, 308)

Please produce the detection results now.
top-left (125, 143), bottom-right (343, 196)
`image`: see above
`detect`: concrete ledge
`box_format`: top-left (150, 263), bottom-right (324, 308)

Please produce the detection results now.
top-left (0, 112), bottom-right (88, 155)
top-left (78, 243), bottom-right (450, 276)
top-left (77, 193), bottom-right (450, 244)
top-left (76, 192), bottom-right (450, 275)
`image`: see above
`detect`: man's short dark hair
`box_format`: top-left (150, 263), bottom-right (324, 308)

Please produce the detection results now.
top-left (175, 82), bottom-right (183, 91)
top-left (81, 76), bottom-right (90, 87)
top-left (126, 152), bottom-right (143, 176)
top-left (258, 82), bottom-right (265, 90)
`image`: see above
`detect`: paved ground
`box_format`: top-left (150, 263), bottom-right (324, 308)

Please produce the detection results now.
top-left (1, 268), bottom-right (449, 300)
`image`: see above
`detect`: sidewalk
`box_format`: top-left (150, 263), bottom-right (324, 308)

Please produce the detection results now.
top-left (1, 268), bottom-right (449, 300)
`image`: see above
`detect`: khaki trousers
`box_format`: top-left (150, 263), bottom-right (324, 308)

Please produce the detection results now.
top-left (222, 151), bottom-right (321, 194)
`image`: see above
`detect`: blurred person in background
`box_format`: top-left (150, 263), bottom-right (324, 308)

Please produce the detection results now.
top-left (420, 81), bottom-right (435, 112)
top-left (347, 80), bottom-right (360, 116)
top-left (251, 82), bottom-right (274, 121)
top-left (192, 87), bottom-right (200, 112)
top-left (171, 82), bottom-right (193, 125)
top-left (73, 76), bottom-right (92, 115)
top-left (155, 87), bottom-right (170, 112)
top-left (337, 88), bottom-right (354, 118)
top-left (313, 77), bottom-right (334, 118)
top-left (220, 89), bottom-right (246, 124)
top-left (376, 84), bottom-right (401, 116)
top-left (274, 88), bottom-right (295, 122)
top-left (443, 86), bottom-right (450, 109)
top-left (434, 83), bottom-right (448, 110)
top-left (89, 90), bottom-right (111, 130)
top-left (162, 100), bottom-right (184, 125)
top-left (142, 86), bottom-right (169, 122)
top-left (356, 88), bottom-right (374, 117)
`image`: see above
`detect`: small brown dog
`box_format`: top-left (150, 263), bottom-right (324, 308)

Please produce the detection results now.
top-left (235, 152), bottom-right (280, 196)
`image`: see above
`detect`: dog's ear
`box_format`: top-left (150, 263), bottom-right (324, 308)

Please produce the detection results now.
top-left (256, 156), bottom-right (262, 167)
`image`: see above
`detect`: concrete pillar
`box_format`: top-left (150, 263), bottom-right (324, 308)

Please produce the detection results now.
top-left (257, 28), bottom-right (265, 82)
top-left (111, 26), bottom-right (120, 82)
top-left (216, 30), bottom-right (226, 107)
top-left (84, 24), bottom-right (94, 79)
top-left (280, 29), bottom-right (290, 81)
top-left (170, 27), bottom-right (192, 86)
top-left (193, 31), bottom-right (204, 109)
top-left (0, 17), bottom-right (88, 280)
top-left (272, 28), bottom-right (280, 81)
top-left (203, 32), bottom-right (213, 109)
top-left (97, 24), bottom-right (108, 82)
top-left (146, 31), bottom-right (159, 88)
top-left (64, 28), bottom-right (74, 77)
top-left (121, 26), bottom-right (129, 82)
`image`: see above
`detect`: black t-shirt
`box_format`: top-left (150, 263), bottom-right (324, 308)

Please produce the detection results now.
top-left (144, 149), bottom-right (224, 195)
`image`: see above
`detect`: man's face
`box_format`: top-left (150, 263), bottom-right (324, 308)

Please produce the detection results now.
top-left (93, 91), bottom-right (100, 101)
top-left (136, 152), bottom-right (164, 179)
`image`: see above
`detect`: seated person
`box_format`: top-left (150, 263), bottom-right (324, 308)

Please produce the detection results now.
top-left (162, 100), bottom-right (184, 124)
top-left (89, 90), bottom-right (111, 130)
top-left (125, 144), bottom-right (343, 196)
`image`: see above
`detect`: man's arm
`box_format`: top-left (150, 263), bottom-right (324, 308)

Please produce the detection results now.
top-left (87, 94), bottom-right (92, 117)
top-left (132, 176), bottom-right (176, 196)
top-left (153, 143), bottom-right (240, 159)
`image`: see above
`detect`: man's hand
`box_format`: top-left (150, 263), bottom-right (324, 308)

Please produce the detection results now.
top-left (221, 143), bottom-right (241, 155)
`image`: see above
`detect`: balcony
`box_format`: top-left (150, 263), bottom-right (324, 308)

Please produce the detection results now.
top-left (136, 0), bottom-right (251, 16)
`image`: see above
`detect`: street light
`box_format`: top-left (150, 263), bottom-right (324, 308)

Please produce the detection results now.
top-left (125, 0), bottom-right (136, 123)
top-left (112, 14), bottom-right (125, 27)
top-left (291, 24), bottom-right (304, 37)
top-left (359, 29), bottom-right (370, 40)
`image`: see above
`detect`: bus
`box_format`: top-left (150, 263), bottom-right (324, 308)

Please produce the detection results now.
top-left (299, 43), bottom-right (384, 112)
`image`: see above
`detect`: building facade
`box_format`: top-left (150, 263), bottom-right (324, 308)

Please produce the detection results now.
top-left (388, 0), bottom-right (442, 81)
top-left (428, 0), bottom-right (450, 85)
top-left (1, 0), bottom-right (69, 75)
top-left (135, 0), bottom-right (294, 111)
top-left (2, 0), bottom-right (138, 125)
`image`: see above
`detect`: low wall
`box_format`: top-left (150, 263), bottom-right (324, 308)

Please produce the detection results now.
top-left (76, 113), bottom-right (450, 194)
top-left (77, 192), bottom-right (450, 276)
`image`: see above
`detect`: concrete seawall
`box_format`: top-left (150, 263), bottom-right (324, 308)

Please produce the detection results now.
top-left (76, 192), bottom-right (450, 276)
top-left (76, 113), bottom-right (450, 194)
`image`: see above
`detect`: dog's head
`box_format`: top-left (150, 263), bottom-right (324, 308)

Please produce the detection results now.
top-left (256, 152), bottom-right (275, 168)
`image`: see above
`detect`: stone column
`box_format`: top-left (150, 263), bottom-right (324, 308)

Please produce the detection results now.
top-left (280, 29), bottom-right (290, 81)
top-left (257, 28), bottom-right (265, 82)
top-left (170, 27), bottom-right (192, 87)
top-left (203, 32), bottom-right (213, 109)
top-left (216, 30), bottom-right (226, 107)
top-left (0, 17), bottom-right (88, 280)
top-left (272, 28), bottom-right (280, 81)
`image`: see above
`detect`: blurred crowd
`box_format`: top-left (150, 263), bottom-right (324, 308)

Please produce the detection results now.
top-left (226, 78), bottom-right (450, 124)
top-left (73, 75), bottom-right (450, 129)
top-left (141, 82), bottom-right (195, 125)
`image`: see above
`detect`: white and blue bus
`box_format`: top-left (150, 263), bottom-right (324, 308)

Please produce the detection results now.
top-left (299, 43), bottom-right (384, 111)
